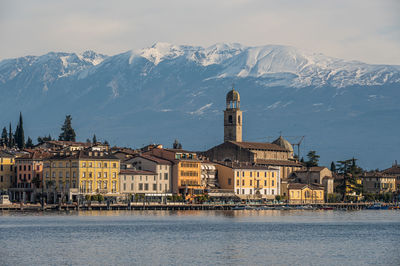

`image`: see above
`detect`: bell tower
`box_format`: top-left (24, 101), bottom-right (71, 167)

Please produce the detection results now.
top-left (224, 87), bottom-right (242, 142)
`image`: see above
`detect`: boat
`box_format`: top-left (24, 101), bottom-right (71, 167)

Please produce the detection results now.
top-left (366, 203), bottom-right (389, 210)
top-left (232, 205), bottom-right (255, 210)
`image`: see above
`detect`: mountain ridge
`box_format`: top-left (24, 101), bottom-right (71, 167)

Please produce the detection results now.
top-left (0, 42), bottom-right (399, 169)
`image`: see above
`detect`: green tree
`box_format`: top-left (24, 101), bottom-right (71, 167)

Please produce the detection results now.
top-left (1, 127), bottom-right (8, 147)
top-left (92, 134), bottom-right (97, 144)
top-left (306, 150), bottom-right (319, 167)
top-left (32, 175), bottom-right (42, 188)
top-left (38, 134), bottom-right (53, 144)
top-left (26, 137), bottom-right (34, 148)
top-left (59, 115), bottom-right (76, 141)
top-left (8, 123), bottom-right (14, 147)
top-left (15, 112), bottom-right (25, 149)
top-left (336, 158), bottom-right (363, 201)
top-left (330, 161), bottom-right (336, 173)
top-left (173, 139), bottom-right (182, 149)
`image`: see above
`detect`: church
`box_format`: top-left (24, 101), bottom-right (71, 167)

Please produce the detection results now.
top-left (203, 88), bottom-right (302, 180)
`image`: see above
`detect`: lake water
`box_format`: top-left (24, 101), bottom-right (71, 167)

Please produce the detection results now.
top-left (0, 210), bottom-right (399, 265)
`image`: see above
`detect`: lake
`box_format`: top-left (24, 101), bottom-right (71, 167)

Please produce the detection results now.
top-left (0, 210), bottom-right (399, 265)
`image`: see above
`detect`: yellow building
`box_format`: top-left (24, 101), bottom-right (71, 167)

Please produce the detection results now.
top-left (362, 172), bottom-right (396, 194)
top-left (288, 183), bottom-right (324, 204)
top-left (43, 150), bottom-right (120, 198)
top-left (215, 162), bottom-right (280, 200)
top-left (0, 151), bottom-right (15, 190)
top-left (145, 148), bottom-right (203, 196)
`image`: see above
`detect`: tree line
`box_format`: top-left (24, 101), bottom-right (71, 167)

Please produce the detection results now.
top-left (0, 113), bottom-right (108, 149)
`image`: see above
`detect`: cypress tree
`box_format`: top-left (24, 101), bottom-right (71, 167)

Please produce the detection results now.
top-left (59, 115), bottom-right (76, 141)
top-left (15, 112), bottom-right (25, 149)
top-left (330, 161), bottom-right (336, 173)
top-left (1, 127), bottom-right (8, 147)
top-left (8, 123), bottom-right (13, 147)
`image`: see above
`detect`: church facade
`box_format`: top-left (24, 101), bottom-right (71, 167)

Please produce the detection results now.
top-left (203, 88), bottom-right (302, 183)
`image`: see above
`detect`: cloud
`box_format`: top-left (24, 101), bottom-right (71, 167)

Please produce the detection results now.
top-left (0, 0), bottom-right (399, 64)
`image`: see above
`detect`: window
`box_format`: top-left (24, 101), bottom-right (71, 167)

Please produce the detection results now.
top-left (82, 162), bottom-right (86, 167)
top-left (112, 163), bottom-right (117, 168)
top-left (249, 189), bottom-right (252, 194)
top-left (236, 179), bottom-right (239, 186)
top-left (103, 181), bottom-right (107, 189)
top-left (73, 172), bottom-right (76, 178)
top-left (65, 163), bottom-right (69, 168)
top-left (0, 176), bottom-right (2, 182)
top-left (131, 176), bottom-right (134, 181)
top-left (97, 172), bottom-right (101, 178)
top-left (131, 183), bottom-right (133, 190)
top-left (228, 115), bottom-right (233, 124)
top-left (165, 184), bottom-right (168, 190)
top-left (59, 171), bottom-right (62, 178)
top-left (242, 189), bottom-right (245, 194)
top-left (154, 176), bottom-right (156, 181)
top-left (124, 176), bottom-right (126, 181)
top-left (264, 189), bottom-right (267, 194)
top-left (236, 171), bottom-right (239, 177)
top-left (98, 162), bottom-right (101, 168)
top-left (264, 180), bottom-right (267, 186)
top-left (28, 165), bottom-right (31, 171)
top-left (164, 173), bottom-right (168, 180)
top-left (242, 172), bottom-right (244, 177)
top-left (89, 172), bottom-right (92, 178)
top-left (82, 172), bottom-right (86, 178)
top-left (160, 184), bottom-right (162, 190)
top-left (66, 172), bottom-right (70, 178)
top-left (257, 172), bottom-right (259, 177)
top-left (19, 165), bottom-right (22, 171)
top-left (52, 172), bottom-right (55, 178)
top-left (24, 165), bottom-right (26, 171)
top-left (238, 115), bottom-right (241, 125)
top-left (272, 189), bottom-right (274, 195)
top-left (242, 180), bottom-right (244, 186)
top-left (250, 180), bottom-right (252, 186)
top-left (144, 184), bottom-right (149, 190)
top-left (139, 183), bottom-right (143, 191)
top-left (89, 162), bottom-right (92, 167)
top-left (228, 178), bottom-right (232, 185)
top-left (97, 181), bottom-right (101, 190)
top-left (237, 189), bottom-right (239, 194)
top-left (272, 180), bottom-right (274, 186)
top-left (264, 172), bottom-right (267, 177)
top-left (112, 172), bottom-right (116, 178)
top-left (104, 163), bottom-right (107, 168)
top-left (250, 172), bottom-right (252, 177)
top-left (104, 172), bottom-right (107, 178)
top-left (159, 173), bottom-right (162, 180)
top-left (153, 184), bottom-right (157, 191)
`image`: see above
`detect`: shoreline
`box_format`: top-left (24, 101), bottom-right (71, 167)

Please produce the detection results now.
top-left (1, 202), bottom-right (398, 212)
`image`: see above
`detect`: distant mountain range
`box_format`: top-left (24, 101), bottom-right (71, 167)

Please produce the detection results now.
top-left (0, 43), bottom-right (399, 169)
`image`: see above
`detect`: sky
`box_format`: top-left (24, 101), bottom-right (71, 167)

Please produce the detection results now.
top-left (0, 0), bottom-right (399, 64)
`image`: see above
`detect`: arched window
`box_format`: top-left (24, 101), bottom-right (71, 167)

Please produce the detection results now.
top-left (238, 115), bottom-right (241, 125)
top-left (228, 115), bottom-right (233, 124)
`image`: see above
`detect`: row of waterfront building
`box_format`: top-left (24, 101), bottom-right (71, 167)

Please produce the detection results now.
top-left (1, 88), bottom-right (399, 204)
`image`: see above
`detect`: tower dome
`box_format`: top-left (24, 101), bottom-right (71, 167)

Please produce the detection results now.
top-left (226, 88), bottom-right (240, 109)
top-left (272, 136), bottom-right (293, 152)
top-left (226, 88), bottom-right (240, 103)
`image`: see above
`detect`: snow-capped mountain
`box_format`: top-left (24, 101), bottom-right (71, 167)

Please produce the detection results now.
top-left (0, 43), bottom-right (399, 168)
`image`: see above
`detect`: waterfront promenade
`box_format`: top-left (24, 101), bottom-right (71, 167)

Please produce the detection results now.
top-left (1, 202), bottom-right (398, 211)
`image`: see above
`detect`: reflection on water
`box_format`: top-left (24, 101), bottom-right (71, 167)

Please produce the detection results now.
top-left (1, 210), bottom-right (399, 265)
